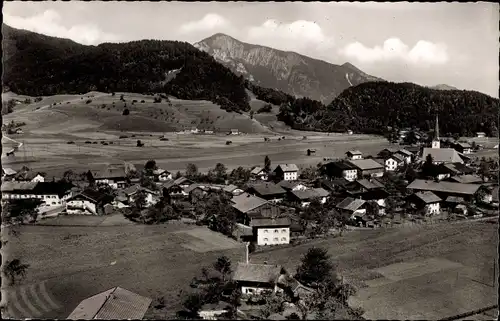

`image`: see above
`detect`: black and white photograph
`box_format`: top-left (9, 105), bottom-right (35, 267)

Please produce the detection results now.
top-left (1, 1), bottom-right (498, 320)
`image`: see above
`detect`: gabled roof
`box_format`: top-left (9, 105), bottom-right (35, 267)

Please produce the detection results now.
top-left (223, 184), bottom-right (239, 193)
top-left (422, 148), bottom-right (463, 164)
top-left (123, 184), bottom-right (156, 195)
top-left (275, 164), bottom-right (299, 172)
top-left (174, 177), bottom-right (193, 185)
top-left (67, 189), bottom-right (106, 203)
top-left (407, 179), bottom-right (481, 195)
top-left (346, 150), bottom-right (362, 155)
top-left (277, 180), bottom-right (300, 190)
top-left (336, 197), bottom-right (366, 212)
top-left (250, 217), bottom-right (291, 227)
top-left (444, 163), bottom-right (474, 174)
top-left (233, 263), bottom-right (282, 284)
top-left (324, 161), bottom-right (356, 171)
top-left (411, 191), bottom-right (442, 204)
top-left (347, 159), bottom-right (384, 171)
top-left (352, 179), bottom-right (380, 191)
top-left (2, 168), bottom-right (17, 175)
top-left (161, 179), bottom-right (177, 189)
top-left (251, 166), bottom-right (266, 175)
top-left (448, 175), bottom-right (483, 184)
top-left (388, 153), bottom-right (405, 163)
top-left (93, 166), bottom-right (127, 179)
top-left (67, 287), bottom-right (152, 320)
top-left (290, 188), bottom-right (329, 201)
top-left (445, 196), bottom-right (466, 204)
top-left (396, 149), bottom-right (414, 157)
top-left (231, 193), bottom-right (268, 213)
top-left (249, 183), bottom-right (286, 196)
top-left (1, 181), bottom-right (38, 192)
top-left (153, 168), bottom-right (169, 175)
top-left (455, 142), bottom-right (472, 148)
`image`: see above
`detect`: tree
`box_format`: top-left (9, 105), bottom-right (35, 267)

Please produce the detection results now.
top-left (181, 293), bottom-right (204, 319)
top-left (229, 166), bottom-right (251, 184)
top-left (162, 187), bottom-right (172, 205)
top-left (133, 190), bottom-right (147, 211)
top-left (365, 200), bottom-right (380, 220)
top-left (478, 160), bottom-right (490, 182)
top-left (250, 110), bottom-right (254, 119)
top-left (213, 255), bottom-right (232, 283)
top-left (63, 170), bottom-right (77, 182)
top-left (186, 163), bottom-right (199, 180)
top-left (295, 247), bottom-right (334, 287)
top-left (300, 166), bottom-right (318, 180)
top-left (2, 259), bottom-right (30, 285)
top-left (175, 171), bottom-right (183, 179)
top-left (137, 140), bottom-right (144, 147)
top-left (213, 163), bottom-right (227, 183)
top-left (122, 108), bottom-right (130, 115)
top-left (421, 154), bottom-right (438, 178)
top-left (264, 155), bottom-right (272, 173)
top-left (2, 199), bottom-right (42, 227)
top-left (144, 159), bottom-right (157, 177)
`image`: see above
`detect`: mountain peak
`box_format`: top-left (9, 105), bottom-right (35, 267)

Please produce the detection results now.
top-left (195, 34), bottom-right (383, 102)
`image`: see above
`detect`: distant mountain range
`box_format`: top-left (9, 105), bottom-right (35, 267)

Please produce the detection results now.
top-left (194, 33), bottom-right (382, 103)
top-left (429, 84), bottom-right (459, 91)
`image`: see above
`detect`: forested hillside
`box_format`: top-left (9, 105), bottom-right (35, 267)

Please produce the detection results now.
top-left (2, 24), bottom-right (249, 112)
top-left (249, 81), bottom-right (499, 136)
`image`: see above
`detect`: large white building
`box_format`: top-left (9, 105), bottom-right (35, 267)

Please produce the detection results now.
top-left (250, 217), bottom-right (291, 246)
top-left (273, 164), bottom-right (299, 181)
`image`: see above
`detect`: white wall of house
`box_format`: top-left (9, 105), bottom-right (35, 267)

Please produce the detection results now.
top-left (257, 227), bottom-right (290, 246)
top-left (349, 208), bottom-right (366, 219)
top-left (385, 158), bottom-right (400, 171)
top-left (426, 202), bottom-right (440, 215)
top-left (96, 179), bottom-right (118, 189)
top-left (370, 171), bottom-right (384, 178)
top-left (241, 285), bottom-right (279, 295)
top-left (396, 154), bottom-right (412, 164)
top-left (31, 175), bottom-right (45, 183)
top-left (158, 173), bottom-right (173, 181)
top-left (199, 310), bottom-right (227, 320)
top-left (283, 171), bottom-right (298, 181)
top-left (343, 169), bottom-right (358, 181)
top-left (129, 192), bottom-right (158, 207)
top-left (437, 173), bottom-right (451, 181)
top-left (292, 184), bottom-right (308, 191)
top-left (66, 199), bottom-right (97, 215)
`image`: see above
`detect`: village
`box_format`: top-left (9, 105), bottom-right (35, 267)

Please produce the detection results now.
top-left (1, 114), bottom-right (499, 320)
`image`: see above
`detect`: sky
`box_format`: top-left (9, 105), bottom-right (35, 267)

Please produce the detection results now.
top-left (3, 1), bottom-right (499, 97)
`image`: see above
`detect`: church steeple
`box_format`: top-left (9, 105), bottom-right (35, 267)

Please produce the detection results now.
top-left (432, 114), bottom-right (440, 149)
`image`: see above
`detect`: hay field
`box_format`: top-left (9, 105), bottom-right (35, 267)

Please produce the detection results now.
top-left (251, 221), bottom-right (498, 320)
top-left (2, 91), bottom-right (393, 176)
top-left (2, 220), bottom-right (496, 319)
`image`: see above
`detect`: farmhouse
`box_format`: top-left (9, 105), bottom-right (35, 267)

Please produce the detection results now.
top-left (277, 180), bottom-right (308, 192)
top-left (173, 176), bottom-right (194, 189)
top-left (406, 179), bottom-right (482, 202)
top-left (15, 171), bottom-right (46, 182)
top-left (336, 197), bottom-right (367, 219)
top-left (346, 179), bottom-right (383, 193)
top-left (66, 189), bottom-right (109, 215)
top-left (250, 166), bottom-right (268, 181)
top-left (124, 184), bottom-right (159, 207)
top-left (250, 217), bottom-right (291, 246)
top-left (161, 180), bottom-right (188, 200)
top-left (233, 263), bottom-right (283, 295)
top-left (421, 148), bottom-right (464, 165)
top-left (1, 181), bottom-right (73, 207)
top-left (395, 149), bottom-right (414, 163)
top-left (247, 183), bottom-right (287, 203)
top-left (385, 153), bottom-right (405, 171)
top-left (476, 132), bottom-right (486, 138)
top-left (378, 148), bottom-right (398, 159)
top-left (67, 286), bottom-right (152, 320)
top-left (347, 159), bottom-right (385, 178)
top-left (288, 188), bottom-right (330, 207)
top-left (346, 150), bottom-right (363, 160)
top-left (93, 166), bottom-right (127, 189)
top-left (406, 191), bottom-right (442, 215)
top-left (443, 162), bottom-right (475, 176)
top-left (321, 161), bottom-right (358, 181)
top-left (453, 142), bottom-right (473, 154)
top-left (273, 164), bottom-right (299, 181)
top-left (231, 193), bottom-right (280, 221)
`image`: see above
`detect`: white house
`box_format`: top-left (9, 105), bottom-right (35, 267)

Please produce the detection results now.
top-left (93, 166), bottom-right (128, 189)
top-left (250, 217), bottom-right (291, 246)
top-left (250, 166), bottom-right (268, 181)
top-left (476, 132), bottom-right (486, 138)
top-left (289, 188), bottom-right (330, 207)
top-left (336, 197), bottom-right (367, 219)
top-left (30, 173), bottom-right (46, 182)
top-left (233, 263), bottom-right (283, 295)
top-left (395, 149), bottom-right (413, 164)
top-left (346, 150), bottom-right (363, 160)
top-left (273, 164), bottom-right (299, 181)
top-left (385, 154), bottom-right (405, 171)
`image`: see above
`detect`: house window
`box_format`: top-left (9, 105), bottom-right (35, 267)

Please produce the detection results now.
top-left (247, 289), bottom-right (254, 293)
top-left (281, 229), bottom-right (287, 233)
top-left (264, 229), bottom-right (268, 233)
top-left (274, 229), bottom-right (278, 233)
top-left (52, 202), bottom-right (56, 205)
top-left (264, 238), bottom-right (268, 242)
top-left (273, 237), bottom-right (279, 241)
top-left (281, 237), bottom-right (286, 241)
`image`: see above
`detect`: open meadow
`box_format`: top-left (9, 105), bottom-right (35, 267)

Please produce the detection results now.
top-left (2, 91), bottom-right (398, 176)
top-left (2, 219), bottom-right (497, 319)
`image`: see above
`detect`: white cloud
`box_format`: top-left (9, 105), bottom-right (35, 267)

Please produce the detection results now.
top-left (246, 19), bottom-right (335, 53)
top-left (179, 13), bottom-right (231, 34)
top-left (340, 38), bottom-right (449, 65)
top-left (4, 9), bottom-right (120, 45)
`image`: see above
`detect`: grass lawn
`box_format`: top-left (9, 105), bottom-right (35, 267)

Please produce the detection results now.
top-left (3, 219), bottom-right (497, 320)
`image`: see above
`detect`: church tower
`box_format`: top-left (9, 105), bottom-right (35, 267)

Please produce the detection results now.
top-left (431, 114), bottom-right (440, 149)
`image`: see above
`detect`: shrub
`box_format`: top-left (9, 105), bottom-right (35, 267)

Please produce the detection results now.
top-left (137, 140), bottom-right (144, 147)
top-left (109, 142), bottom-right (113, 144)
top-left (123, 108), bottom-right (130, 115)
top-left (111, 92), bottom-right (115, 96)
top-left (120, 94), bottom-right (125, 101)
top-left (257, 103), bottom-right (273, 113)
top-left (119, 135), bottom-right (128, 139)
top-left (153, 97), bottom-right (162, 103)
top-left (67, 141), bottom-right (75, 144)
top-left (86, 99), bottom-right (92, 104)
top-left (141, 100), bottom-right (145, 103)
top-left (85, 141), bottom-right (91, 144)
top-left (132, 100), bottom-right (138, 103)
top-left (34, 97), bottom-right (43, 102)
top-left (92, 141), bottom-right (98, 144)
top-left (226, 140), bottom-right (232, 145)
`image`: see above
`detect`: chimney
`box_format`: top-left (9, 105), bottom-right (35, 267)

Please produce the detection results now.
top-left (245, 242), bottom-right (250, 264)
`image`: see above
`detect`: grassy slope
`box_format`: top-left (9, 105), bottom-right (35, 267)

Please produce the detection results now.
top-left (4, 220), bottom-right (496, 319)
